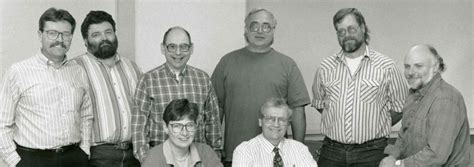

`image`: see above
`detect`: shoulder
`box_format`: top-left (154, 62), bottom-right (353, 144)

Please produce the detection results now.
top-left (367, 49), bottom-right (397, 68)
top-left (143, 144), bottom-right (166, 163)
top-left (284, 138), bottom-right (309, 148)
top-left (142, 64), bottom-right (166, 77)
top-left (434, 79), bottom-right (464, 101)
top-left (186, 65), bottom-right (211, 78)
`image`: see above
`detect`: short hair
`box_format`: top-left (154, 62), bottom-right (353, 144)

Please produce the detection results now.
top-left (333, 8), bottom-right (370, 44)
top-left (162, 26), bottom-right (192, 45)
top-left (244, 8), bottom-right (277, 28)
top-left (259, 98), bottom-right (293, 119)
top-left (81, 10), bottom-right (116, 39)
top-left (426, 45), bottom-right (446, 73)
top-left (163, 99), bottom-right (199, 125)
top-left (39, 7), bottom-right (76, 33)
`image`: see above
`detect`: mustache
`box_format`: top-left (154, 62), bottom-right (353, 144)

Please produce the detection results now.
top-left (99, 40), bottom-right (113, 48)
top-left (50, 42), bottom-right (66, 48)
top-left (343, 37), bottom-right (357, 43)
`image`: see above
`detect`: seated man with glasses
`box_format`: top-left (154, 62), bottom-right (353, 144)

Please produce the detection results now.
top-left (232, 98), bottom-right (317, 167)
top-left (142, 99), bottom-right (222, 167)
top-left (132, 26), bottom-right (222, 162)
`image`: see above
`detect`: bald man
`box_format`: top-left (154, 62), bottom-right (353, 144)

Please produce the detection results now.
top-left (132, 27), bottom-right (222, 162)
top-left (380, 45), bottom-right (470, 166)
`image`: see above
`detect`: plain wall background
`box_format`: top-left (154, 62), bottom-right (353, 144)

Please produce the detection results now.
top-left (0, 0), bottom-right (473, 140)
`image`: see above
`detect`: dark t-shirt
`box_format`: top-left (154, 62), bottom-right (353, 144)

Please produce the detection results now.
top-left (211, 47), bottom-right (310, 161)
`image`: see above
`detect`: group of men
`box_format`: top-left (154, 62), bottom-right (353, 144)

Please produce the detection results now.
top-left (0, 6), bottom-right (470, 167)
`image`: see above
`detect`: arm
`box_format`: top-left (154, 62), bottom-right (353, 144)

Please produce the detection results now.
top-left (79, 71), bottom-right (93, 155)
top-left (290, 106), bottom-right (306, 142)
top-left (311, 68), bottom-right (325, 114)
top-left (0, 67), bottom-right (21, 166)
top-left (131, 75), bottom-right (152, 162)
top-left (386, 66), bottom-right (408, 125)
top-left (402, 98), bottom-right (465, 166)
top-left (210, 59), bottom-right (226, 123)
top-left (204, 81), bottom-right (223, 151)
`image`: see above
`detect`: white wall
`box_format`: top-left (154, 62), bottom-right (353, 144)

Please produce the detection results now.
top-left (248, 0), bottom-right (473, 137)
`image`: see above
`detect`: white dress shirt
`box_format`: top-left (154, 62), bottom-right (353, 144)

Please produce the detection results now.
top-left (0, 52), bottom-right (93, 166)
top-left (233, 134), bottom-right (317, 167)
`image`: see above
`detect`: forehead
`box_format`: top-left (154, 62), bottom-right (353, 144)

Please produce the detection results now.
top-left (263, 107), bottom-right (288, 118)
top-left (335, 14), bottom-right (359, 29)
top-left (405, 48), bottom-right (433, 64)
top-left (165, 29), bottom-right (190, 44)
top-left (87, 22), bottom-right (113, 33)
top-left (247, 11), bottom-right (274, 24)
top-left (43, 21), bottom-right (73, 32)
top-left (169, 117), bottom-right (193, 124)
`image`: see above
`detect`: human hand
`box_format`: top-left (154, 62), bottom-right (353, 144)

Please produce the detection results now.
top-left (379, 156), bottom-right (397, 167)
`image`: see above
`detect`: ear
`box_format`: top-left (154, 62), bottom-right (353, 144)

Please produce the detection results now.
top-left (84, 38), bottom-right (89, 48)
top-left (360, 24), bottom-right (366, 33)
top-left (161, 43), bottom-right (166, 55)
top-left (258, 118), bottom-right (262, 127)
top-left (189, 43), bottom-right (194, 55)
top-left (38, 30), bottom-right (43, 42)
top-left (163, 123), bottom-right (169, 134)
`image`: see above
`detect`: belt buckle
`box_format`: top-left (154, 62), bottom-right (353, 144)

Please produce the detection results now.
top-left (115, 142), bottom-right (129, 150)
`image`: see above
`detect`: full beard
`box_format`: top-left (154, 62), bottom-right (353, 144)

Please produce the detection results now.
top-left (340, 37), bottom-right (363, 53)
top-left (89, 39), bottom-right (118, 59)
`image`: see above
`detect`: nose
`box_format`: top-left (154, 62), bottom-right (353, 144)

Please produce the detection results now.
top-left (57, 33), bottom-right (64, 42)
top-left (256, 26), bottom-right (264, 34)
top-left (175, 48), bottom-right (181, 54)
top-left (271, 118), bottom-right (280, 126)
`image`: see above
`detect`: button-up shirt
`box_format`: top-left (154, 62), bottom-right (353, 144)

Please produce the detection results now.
top-left (132, 64), bottom-right (221, 161)
top-left (312, 46), bottom-right (408, 144)
top-left (233, 134), bottom-right (317, 167)
top-left (0, 52), bottom-right (93, 166)
top-left (74, 53), bottom-right (141, 145)
top-left (384, 74), bottom-right (470, 166)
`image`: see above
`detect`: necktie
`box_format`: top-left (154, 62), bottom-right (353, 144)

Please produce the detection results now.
top-left (273, 147), bottom-right (283, 167)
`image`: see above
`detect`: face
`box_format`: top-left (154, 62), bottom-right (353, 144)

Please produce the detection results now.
top-left (161, 29), bottom-right (193, 72)
top-left (244, 11), bottom-right (275, 51)
top-left (404, 46), bottom-right (437, 90)
top-left (85, 22), bottom-right (118, 59)
top-left (259, 107), bottom-right (289, 146)
top-left (39, 21), bottom-right (73, 61)
top-left (165, 117), bottom-right (196, 149)
top-left (335, 15), bottom-right (365, 53)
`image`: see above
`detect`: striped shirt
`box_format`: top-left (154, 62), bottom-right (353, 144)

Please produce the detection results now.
top-left (233, 134), bottom-right (317, 167)
top-left (73, 53), bottom-right (141, 145)
top-left (312, 46), bottom-right (408, 144)
top-left (0, 52), bottom-right (93, 166)
top-left (132, 64), bottom-right (222, 161)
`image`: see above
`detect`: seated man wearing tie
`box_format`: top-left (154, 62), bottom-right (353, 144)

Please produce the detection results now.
top-left (232, 98), bottom-right (317, 167)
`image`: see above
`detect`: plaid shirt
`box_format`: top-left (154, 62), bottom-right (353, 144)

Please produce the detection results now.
top-left (132, 64), bottom-right (222, 161)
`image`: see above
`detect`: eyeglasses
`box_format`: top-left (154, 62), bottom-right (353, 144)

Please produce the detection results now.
top-left (248, 22), bottom-right (274, 33)
top-left (262, 115), bottom-right (289, 125)
top-left (336, 25), bottom-right (360, 37)
top-left (169, 122), bottom-right (197, 133)
top-left (165, 43), bottom-right (192, 53)
top-left (43, 30), bottom-right (73, 41)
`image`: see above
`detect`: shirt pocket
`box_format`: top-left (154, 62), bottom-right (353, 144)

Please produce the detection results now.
top-left (360, 79), bottom-right (381, 104)
top-left (323, 79), bottom-right (341, 104)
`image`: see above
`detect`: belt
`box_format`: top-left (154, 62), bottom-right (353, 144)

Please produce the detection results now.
top-left (96, 142), bottom-right (132, 150)
top-left (16, 143), bottom-right (79, 153)
top-left (324, 137), bottom-right (387, 148)
top-left (149, 141), bottom-right (160, 147)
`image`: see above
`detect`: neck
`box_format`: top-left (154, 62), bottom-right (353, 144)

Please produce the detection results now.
top-left (344, 43), bottom-right (367, 58)
top-left (166, 63), bottom-right (185, 74)
top-left (97, 55), bottom-right (116, 67)
top-left (171, 145), bottom-right (190, 160)
top-left (246, 45), bottom-right (272, 53)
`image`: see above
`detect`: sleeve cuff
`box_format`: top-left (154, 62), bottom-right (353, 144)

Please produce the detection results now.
top-left (5, 152), bottom-right (20, 167)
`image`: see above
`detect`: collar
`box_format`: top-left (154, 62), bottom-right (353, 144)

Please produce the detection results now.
top-left (163, 139), bottom-right (201, 166)
top-left (86, 52), bottom-right (121, 66)
top-left (409, 73), bottom-right (442, 99)
top-left (336, 45), bottom-right (372, 62)
top-left (164, 63), bottom-right (188, 77)
top-left (257, 134), bottom-right (285, 154)
top-left (36, 50), bottom-right (69, 68)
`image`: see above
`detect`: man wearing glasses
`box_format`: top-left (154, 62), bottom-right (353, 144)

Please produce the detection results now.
top-left (132, 26), bottom-right (222, 163)
top-left (0, 8), bottom-right (92, 167)
top-left (312, 8), bottom-right (408, 166)
top-left (233, 98), bottom-right (317, 167)
top-left (73, 11), bottom-right (141, 167)
top-left (211, 8), bottom-right (310, 166)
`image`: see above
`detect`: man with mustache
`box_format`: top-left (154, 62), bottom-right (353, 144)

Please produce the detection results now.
top-left (0, 8), bottom-right (92, 167)
top-left (132, 27), bottom-right (222, 163)
top-left (211, 9), bottom-right (310, 166)
top-left (73, 11), bottom-right (141, 167)
top-left (380, 45), bottom-right (470, 167)
top-left (312, 8), bottom-right (408, 166)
